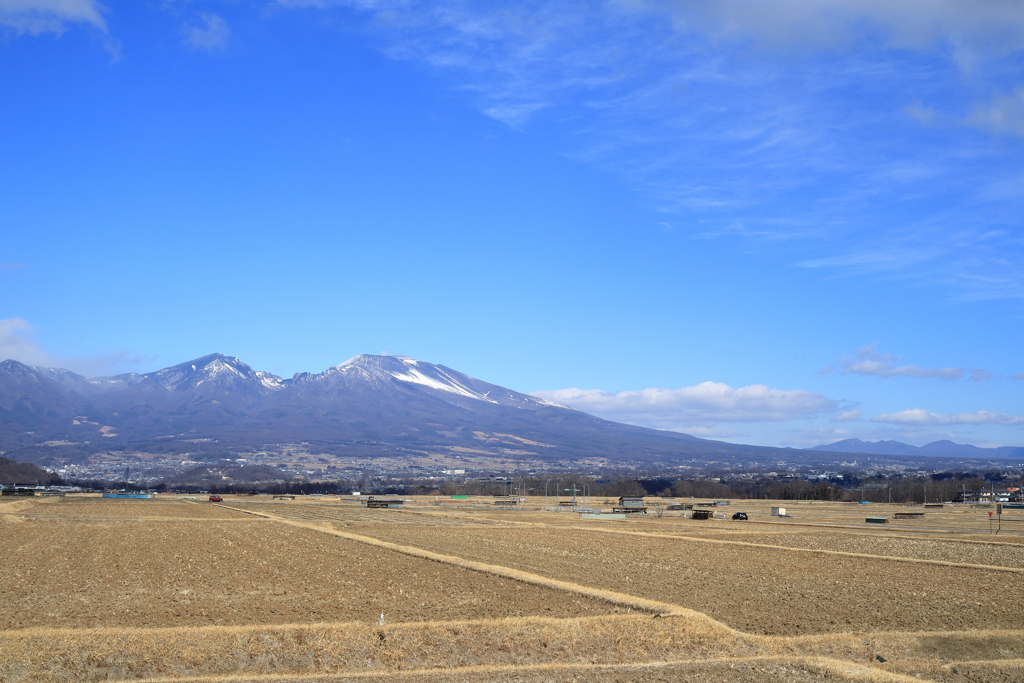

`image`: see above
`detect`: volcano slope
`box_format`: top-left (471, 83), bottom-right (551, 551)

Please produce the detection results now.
top-left (1, 495), bottom-right (1022, 682)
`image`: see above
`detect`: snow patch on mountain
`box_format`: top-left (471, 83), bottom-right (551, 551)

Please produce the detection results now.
top-left (191, 358), bottom-right (245, 387)
top-left (329, 355), bottom-right (494, 402)
top-left (255, 371), bottom-right (285, 390)
top-left (530, 395), bottom-right (572, 409)
top-left (133, 354), bottom-right (276, 394)
top-left (325, 354), bottom-right (572, 408)
top-left (89, 373), bottom-right (143, 388)
top-left (390, 364), bottom-right (499, 403)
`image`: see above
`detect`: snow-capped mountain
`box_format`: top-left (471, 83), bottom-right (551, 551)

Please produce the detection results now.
top-left (0, 359), bottom-right (90, 418)
top-left (125, 354), bottom-right (282, 399)
top-left (3, 353), bottom-right (1021, 470)
top-left (290, 354), bottom-right (567, 410)
top-left (0, 353), bottom-right (727, 463)
top-left (29, 354), bottom-right (272, 397)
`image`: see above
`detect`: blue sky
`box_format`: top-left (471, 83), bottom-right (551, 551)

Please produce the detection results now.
top-left (1, 0), bottom-right (1023, 449)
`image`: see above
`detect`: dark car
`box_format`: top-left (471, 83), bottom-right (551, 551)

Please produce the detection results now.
top-left (731, 512), bottom-right (748, 520)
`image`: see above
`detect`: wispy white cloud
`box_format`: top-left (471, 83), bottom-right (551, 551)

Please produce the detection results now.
top-left (0, 317), bottom-right (50, 366)
top-left (274, 0), bottom-right (1024, 301)
top-left (531, 382), bottom-right (836, 432)
top-left (183, 13), bottom-right (229, 51)
top-left (658, 0), bottom-right (1024, 55)
top-left (797, 243), bottom-right (942, 274)
top-left (904, 103), bottom-right (938, 125)
top-left (0, 0), bottom-right (107, 36)
top-left (680, 426), bottom-right (743, 438)
top-left (0, 317), bottom-right (155, 377)
top-left (281, 0), bottom-right (1024, 57)
top-left (873, 408), bottom-right (1024, 426)
top-left (786, 427), bottom-right (855, 448)
top-left (797, 221), bottom-right (1024, 302)
top-left (831, 410), bottom-right (861, 422)
top-left (965, 88), bottom-right (1024, 139)
top-left (822, 344), bottom-right (965, 380)
top-left (274, 0), bottom-right (332, 7)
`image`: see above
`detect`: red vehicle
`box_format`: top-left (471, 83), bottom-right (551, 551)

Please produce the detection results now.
top-left (209, 495), bottom-right (223, 502)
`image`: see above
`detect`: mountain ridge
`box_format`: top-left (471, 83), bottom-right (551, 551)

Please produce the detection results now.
top-left (0, 354), bottom-right (718, 463)
top-left (2, 354), bottom-right (1021, 473)
top-left (807, 437), bottom-right (1024, 459)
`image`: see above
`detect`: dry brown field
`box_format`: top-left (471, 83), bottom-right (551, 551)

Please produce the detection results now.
top-left (1, 494), bottom-right (1022, 682)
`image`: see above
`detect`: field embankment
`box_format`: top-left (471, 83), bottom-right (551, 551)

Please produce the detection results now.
top-left (3, 616), bottom-right (1024, 682)
top-left (3, 496), bottom-right (1024, 682)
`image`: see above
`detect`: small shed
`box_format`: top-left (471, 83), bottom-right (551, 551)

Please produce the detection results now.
top-left (865, 516), bottom-right (888, 524)
top-left (691, 509), bottom-right (714, 520)
top-left (613, 496), bottom-right (647, 514)
top-left (771, 507), bottom-right (786, 517)
top-left (365, 497), bottom-right (405, 509)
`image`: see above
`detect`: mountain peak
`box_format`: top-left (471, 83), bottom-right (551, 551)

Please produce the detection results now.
top-left (321, 354), bottom-right (499, 402)
top-left (0, 358), bottom-right (30, 373)
top-left (808, 437), bottom-right (1021, 458)
top-left (120, 353), bottom-right (282, 397)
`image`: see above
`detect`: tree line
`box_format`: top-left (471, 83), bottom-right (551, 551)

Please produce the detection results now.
top-left (53, 469), bottom-right (1024, 502)
top-left (409, 471), bottom-right (1023, 503)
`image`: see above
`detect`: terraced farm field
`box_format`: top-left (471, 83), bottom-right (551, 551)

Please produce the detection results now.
top-left (1, 495), bottom-right (1021, 682)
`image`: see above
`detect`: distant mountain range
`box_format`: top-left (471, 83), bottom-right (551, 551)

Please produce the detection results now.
top-left (808, 438), bottom-right (1024, 459)
top-left (2, 353), bottom-right (1021, 472)
top-left (0, 353), bottom-right (769, 466)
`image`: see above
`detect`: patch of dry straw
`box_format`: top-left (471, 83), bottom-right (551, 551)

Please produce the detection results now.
top-left (4, 616), bottom-right (1024, 682)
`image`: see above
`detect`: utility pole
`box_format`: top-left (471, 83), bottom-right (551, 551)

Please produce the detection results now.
top-left (544, 479), bottom-right (557, 511)
top-left (565, 483), bottom-right (579, 509)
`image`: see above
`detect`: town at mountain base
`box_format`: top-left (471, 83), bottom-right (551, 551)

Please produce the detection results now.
top-left (1, 354), bottom-right (1020, 482)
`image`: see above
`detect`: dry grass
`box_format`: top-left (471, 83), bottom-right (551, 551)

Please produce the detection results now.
top-left (11, 496), bottom-right (252, 519)
top-left (224, 501), bottom-right (505, 527)
top-left (0, 614), bottom-right (744, 682)
top-left (231, 510), bottom-right (700, 619)
top-left (632, 528), bottom-right (1024, 568)
top-left (3, 616), bottom-right (1023, 682)
top-left (298, 520), bottom-right (1024, 635)
top-left (4, 496), bottom-right (1024, 682)
top-left (432, 498), bottom-right (1024, 538)
top-left (0, 515), bottom-right (612, 630)
top-left (563, 525), bottom-right (1024, 572)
